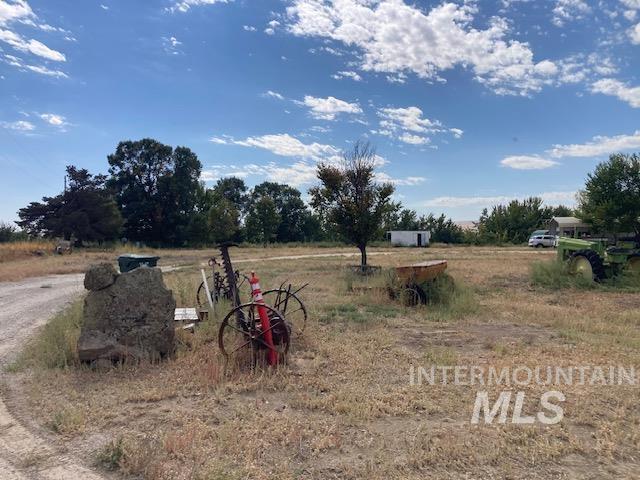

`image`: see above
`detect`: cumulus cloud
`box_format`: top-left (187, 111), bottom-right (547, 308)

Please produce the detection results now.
top-left (552, 0), bottom-right (590, 27)
top-left (374, 106), bottom-right (460, 145)
top-left (300, 95), bottom-right (362, 120)
top-left (286, 0), bottom-right (559, 96)
top-left (331, 70), bottom-right (362, 81)
top-left (500, 155), bottom-right (559, 170)
top-left (591, 78), bottom-right (640, 108)
top-left (243, 25), bottom-right (257, 32)
top-left (375, 172), bottom-right (426, 185)
top-left (549, 130), bottom-right (640, 158)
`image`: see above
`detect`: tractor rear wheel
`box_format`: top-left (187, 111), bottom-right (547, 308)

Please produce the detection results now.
top-left (626, 254), bottom-right (640, 273)
top-left (569, 249), bottom-right (606, 281)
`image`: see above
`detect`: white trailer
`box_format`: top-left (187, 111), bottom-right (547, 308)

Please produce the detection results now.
top-left (387, 230), bottom-right (431, 247)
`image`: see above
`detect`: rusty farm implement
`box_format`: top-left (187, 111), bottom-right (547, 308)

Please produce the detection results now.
top-left (196, 243), bottom-right (308, 369)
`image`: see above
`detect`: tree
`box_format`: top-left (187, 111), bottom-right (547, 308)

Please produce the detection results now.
top-left (579, 153), bottom-right (640, 240)
top-left (397, 208), bottom-right (420, 230)
top-left (251, 182), bottom-right (312, 242)
top-left (17, 166), bottom-right (122, 244)
top-left (419, 213), bottom-right (465, 243)
top-left (475, 197), bottom-right (547, 244)
top-left (245, 196), bottom-right (280, 246)
top-left (212, 177), bottom-right (249, 214)
top-left (208, 198), bottom-right (240, 244)
top-left (107, 139), bottom-right (202, 246)
top-left (310, 141), bottom-right (394, 269)
top-left (0, 221), bottom-right (18, 243)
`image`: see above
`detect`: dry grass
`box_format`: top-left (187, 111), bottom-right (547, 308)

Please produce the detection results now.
top-left (7, 245), bottom-right (640, 479)
top-left (0, 240), bottom-right (55, 262)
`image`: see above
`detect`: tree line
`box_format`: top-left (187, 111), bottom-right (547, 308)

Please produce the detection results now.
top-left (7, 138), bottom-right (639, 255)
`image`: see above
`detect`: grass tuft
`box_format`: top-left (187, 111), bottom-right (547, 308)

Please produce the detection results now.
top-left (10, 300), bottom-right (83, 370)
top-left (530, 260), bottom-right (595, 290)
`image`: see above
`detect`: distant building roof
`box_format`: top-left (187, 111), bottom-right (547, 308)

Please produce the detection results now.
top-left (550, 217), bottom-right (590, 228)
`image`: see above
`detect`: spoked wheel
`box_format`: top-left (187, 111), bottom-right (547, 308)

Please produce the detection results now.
top-left (399, 284), bottom-right (427, 306)
top-left (196, 276), bottom-right (215, 311)
top-left (262, 289), bottom-right (307, 335)
top-left (218, 302), bottom-right (290, 371)
top-left (569, 249), bottom-right (606, 281)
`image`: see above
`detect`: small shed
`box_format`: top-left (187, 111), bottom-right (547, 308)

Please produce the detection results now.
top-left (387, 230), bottom-right (431, 247)
top-left (547, 217), bottom-right (591, 238)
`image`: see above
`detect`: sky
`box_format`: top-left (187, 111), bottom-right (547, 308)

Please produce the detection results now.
top-left (1, 0), bottom-right (639, 223)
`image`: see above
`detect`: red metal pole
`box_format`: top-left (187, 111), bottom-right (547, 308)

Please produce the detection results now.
top-left (249, 272), bottom-right (277, 366)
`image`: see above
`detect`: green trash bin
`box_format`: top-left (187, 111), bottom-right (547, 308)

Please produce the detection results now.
top-left (118, 254), bottom-right (160, 273)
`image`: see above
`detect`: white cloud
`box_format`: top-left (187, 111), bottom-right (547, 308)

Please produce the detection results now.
top-left (301, 95), bottom-right (362, 120)
top-left (0, 0), bottom-right (34, 26)
top-left (500, 155), bottom-right (559, 170)
top-left (424, 191), bottom-right (576, 208)
top-left (620, 0), bottom-right (640, 9)
top-left (210, 133), bottom-right (340, 161)
top-left (201, 161), bottom-right (317, 186)
top-left (2, 53), bottom-right (67, 77)
top-left (100, 4), bottom-right (109, 10)
top-left (170, 0), bottom-right (231, 13)
top-left (591, 78), bottom-right (640, 108)
top-left (162, 36), bottom-right (182, 54)
top-left (398, 133), bottom-right (430, 145)
top-left (552, 0), bottom-right (590, 27)
top-left (243, 25), bottom-right (256, 32)
top-left (1, 119), bottom-right (34, 131)
top-left (265, 20), bottom-right (280, 35)
top-left (378, 106), bottom-right (441, 134)
top-left (331, 70), bottom-right (362, 81)
top-left (449, 128), bottom-right (464, 139)
top-left (0, 28), bottom-right (65, 61)
top-left (375, 106), bottom-right (461, 145)
top-left (375, 172), bottom-right (426, 185)
top-left (39, 113), bottom-right (68, 129)
top-left (629, 23), bottom-right (640, 44)
top-left (286, 1), bottom-right (559, 96)
top-left (263, 90), bottom-right (284, 100)
top-left (550, 130), bottom-right (640, 158)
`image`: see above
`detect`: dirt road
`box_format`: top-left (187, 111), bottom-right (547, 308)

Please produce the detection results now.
top-left (0, 273), bottom-right (106, 480)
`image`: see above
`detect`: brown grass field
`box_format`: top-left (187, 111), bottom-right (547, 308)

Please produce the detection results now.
top-left (5, 245), bottom-right (640, 479)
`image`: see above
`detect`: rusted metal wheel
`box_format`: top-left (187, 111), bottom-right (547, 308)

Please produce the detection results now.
top-left (218, 302), bottom-right (290, 371)
top-left (399, 284), bottom-right (426, 306)
top-left (262, 289), bottom-right (307, 335)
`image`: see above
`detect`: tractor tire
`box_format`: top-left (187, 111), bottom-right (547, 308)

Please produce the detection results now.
top-left (569, 249), bottom-right (606, 282)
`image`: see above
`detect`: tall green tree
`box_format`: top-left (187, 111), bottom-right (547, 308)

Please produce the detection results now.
top-left (245, 196), bottom-right (280, 246)
top-left (250, 182), bottom-right (312, 242)
top-left (476, 197), bottom-right (547, 244)
top-left (17, 166), bottom-right (122, 244)
top-left (310, 141), bottom-right (394, 268)
top-left (208, 198), bottom-right (240, 244)
top-left (107, 139), bottom-right (202, 246)
top-left (579, 153), bottom-right (640, 240)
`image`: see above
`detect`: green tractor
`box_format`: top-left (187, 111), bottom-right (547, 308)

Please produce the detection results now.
top-left (557, 237), bottom-right (640, 281)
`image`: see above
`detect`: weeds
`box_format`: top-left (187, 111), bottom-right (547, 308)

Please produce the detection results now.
top-left (96, 438), bottom-right (125, 471)
top-left (530, 260), bottom-right (595, 290)
top-left (10, 300), bottom-right (83, 370)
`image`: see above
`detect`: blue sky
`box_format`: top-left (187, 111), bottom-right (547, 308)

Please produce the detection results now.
top-left (1, 0), bottom-right (639, 222)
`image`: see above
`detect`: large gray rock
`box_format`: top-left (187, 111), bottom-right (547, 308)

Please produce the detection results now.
top-left (84, 263), bottom-right (117, 291)
top-left (78, 266), bottom-right (175, 363)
